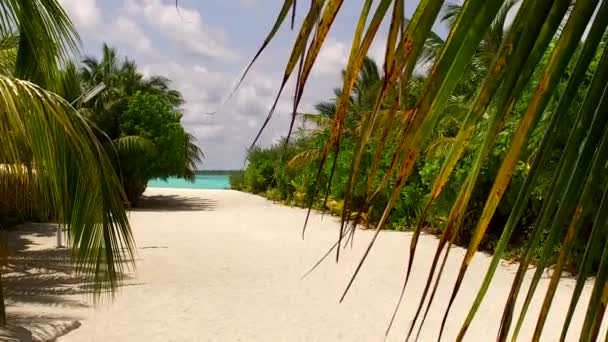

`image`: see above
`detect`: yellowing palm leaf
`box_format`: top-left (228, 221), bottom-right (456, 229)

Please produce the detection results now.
top-left (239, 0), bottom-right (608, 340)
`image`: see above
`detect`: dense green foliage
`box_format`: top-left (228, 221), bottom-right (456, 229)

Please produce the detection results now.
top-left (243, 0), bottom-right (608, 338)
top-left (0, 0), bottom-right (136, 325)
top-left (114, 93), bottom-right (191, 200)
top-left (229, 171), bottom-right (245, 190)
top-left (0, 20), bottom-right (199, 327)
top-left (238, 43), bottom-right (605, 268)
top-left (77, 44), bottom-right (202, 204)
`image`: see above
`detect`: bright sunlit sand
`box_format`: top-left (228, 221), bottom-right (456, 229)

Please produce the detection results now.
top-left (3, 188), bottom-right (604, 341)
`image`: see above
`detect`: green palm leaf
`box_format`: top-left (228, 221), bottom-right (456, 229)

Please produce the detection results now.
top-left (389, 1), bottom-right (556, 332)
top-left (457, 1), bottom-right (608, 338)
top-left (0, 33), bottom-right (18, 76)
top-left (3, 0), bottom-right (79, 87)
top-left (183, 132), bottom-right (203, 181)
top-left (246, 0), bottom-right (608, 339)
top-left (250, 0), bottom-right (324, 149)
top-left (0, 76), bottom-right (135, 325)
top-left (111, 135), bottom-right (156, 155)
top-left (533, 102), bottom-right (608, 341)
top-left (288, 148), bottom-right (322, 169)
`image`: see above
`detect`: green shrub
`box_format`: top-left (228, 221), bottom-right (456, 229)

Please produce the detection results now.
top-left (229, 171), bottom-right (245, 190)
top-left (265, 188), bottom-right (283, 202)
top-left (116, 92), bottom-right (196, 204)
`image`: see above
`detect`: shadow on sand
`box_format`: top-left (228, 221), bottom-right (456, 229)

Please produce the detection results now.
top-left (1, 222), bottom-right (133, 341)
top-left (133, 194), bottom-right (218, 212)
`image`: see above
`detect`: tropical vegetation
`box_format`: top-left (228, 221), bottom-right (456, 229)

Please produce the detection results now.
top-left (236, 0), bottom-right (608, 340)
top-left (0, 0), bottom-right (134, 325)
top-left (76, 44), bottom-right (202, 204)
top-left (0, 0), bottom-right (200, 326)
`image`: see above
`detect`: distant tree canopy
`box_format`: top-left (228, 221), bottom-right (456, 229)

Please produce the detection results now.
top-left (78, 44), bottom-right (202, 204)
top-left (118, 92), bottom-right (193, 199)
top-left (121, 92), bottom-right (187, 174)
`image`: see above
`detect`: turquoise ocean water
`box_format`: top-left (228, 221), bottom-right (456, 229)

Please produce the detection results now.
top-left (147, 174), bottom-right (230, 190)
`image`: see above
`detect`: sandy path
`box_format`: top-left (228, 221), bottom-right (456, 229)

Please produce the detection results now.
top-left (5, 188), bottom-right (604, 341)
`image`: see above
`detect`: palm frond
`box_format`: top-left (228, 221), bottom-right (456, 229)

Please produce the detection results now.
top-left (1, 0), bottom-right (80, 87)
top-left (441, 2), bottom-right (463, 29)
top-left (287, 149), bottom-right (321, 169)
top-left (0, 33), bottom-right (18, 76)
top-left (425, 136), bottom-right (457, 158)
top-left (241, 0), bottom-right (608, 340)
top-left (183, 132), bottom-right (203, 181)
top-left (111, 135), bottom-right (156, 155)
top-left (0, 75), bottom-right (135, 324)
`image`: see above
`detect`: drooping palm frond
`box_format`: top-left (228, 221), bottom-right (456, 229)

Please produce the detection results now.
top-left (301, 112), bottom-right (332, 131)
top-left (480, 0), bottom-right (520, 66)
top-left (0, 33), bottom-right (18, 76)
top-left (145, 75), bottom-right (185, 107)
top-left (237, 0), bottom-right (608, 340)
top-left (1, 0), bottom-right (80, 88)
top-left (56, 61), bottom-right (82, 103)
top-left (0, 0), bottom-right (138, 327)
top-left (183, 132), bottom-right (203, 182)
top-left (313, 99), bottom-right (338, 117)
top-left (425, 136), bottom-right (458, 158)
top-left (111, 135), bottom-right (156, 156)
top-left (0, 76), bottom-right (135, 325)
top-left (105, 135), bottom-right (157, 189)
top-left (288, 149), bottom-right (322, 169)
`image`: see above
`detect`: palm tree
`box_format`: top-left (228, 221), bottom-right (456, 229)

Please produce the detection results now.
top-left (288, 56), bottom-right (383, 168)
top-left (79, 44), bottom-right (126, 139)
top-left (78, 45), bottom-right (202, 204)
top-left (79, 44), bottom-right (184, 140)
top-left (0, 34), bottom-right (18, 76)
top-left (183, 132), bottom-right (204, 181)
top-left (247, 0), bottom-right (608, 340)
top-left (0, 0), bottom-right (135, 325)
top-left (81, 44), bottom-right (183, 106)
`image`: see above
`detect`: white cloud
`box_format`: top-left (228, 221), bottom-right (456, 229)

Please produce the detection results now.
top-left (141, 57), bottom-right (302, 168)
top-left (190, 123), bottom-right (224, 139)
top-left (59, 0), bottom-right (101, 30)
top-left (369, 38), bottom-right (386, 67)
top-left (123, 0), bottom-right (143, 16)
top-left (111, 17), bottom-right (153, 53)
top-left (125, 0), bottom-right (237, 60)
top-left (63, 0), bottom-right (328, 168)
top-left (60, 0), bottom-right (153, 55)
top-left (312, 39), bottom-right (348, 77)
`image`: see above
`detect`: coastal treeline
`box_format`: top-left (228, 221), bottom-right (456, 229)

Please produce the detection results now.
top-left (236, 0), bottom-right (608, 339)
top-left (236, 39), bottom-right (605, 271)
top-left (2, 42), bottom-right (202, 219)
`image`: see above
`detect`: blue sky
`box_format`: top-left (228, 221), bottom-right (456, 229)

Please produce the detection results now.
top-left (59, 0), bottom-right (448, 169)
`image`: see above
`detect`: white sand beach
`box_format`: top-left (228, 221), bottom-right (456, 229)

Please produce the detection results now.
top-left (3, 188), bottom-right (605, 341)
